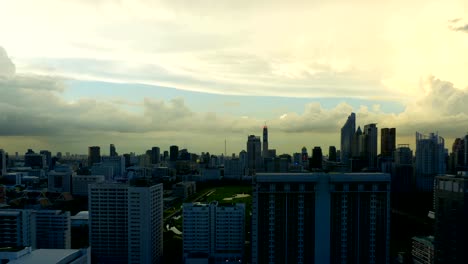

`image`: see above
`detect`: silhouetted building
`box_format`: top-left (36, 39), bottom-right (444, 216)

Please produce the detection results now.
top-left (151, 147), bottom-right (160, 164)
top-left (110, 144), bottom-right (117, 157)
top-left (263, 125), bottom-right (269, 158)
top-left (340, 113), bottom-right (356, 165)
top-left (0, 149), bottom-right (6, 176)
top-left (434, 174), bottom-right (468, 264)
top-left (39, 150), bottom-right (52, 169)
top-left (123, 154), bottom-right (131, 168)
top-left (328, 146), bottom-right (337, 162)
top-left (88, 146), bottom-right (101, 167)
top-left (24, 149), bottom-right (45, 169)
top-left (252, 173), bottom-right (390, 264)
top-left (170, 145), bottom-right (179, 162)
top-left (412, 236), bottom-right (434, 264)
top-left (391, 145), bottom-right (414, 193)
top-left (310, 147), bottom-right (323, 169)
top-left (247, 135), bottom-right (262, 175)
top-left (415, 132), bottom-right (445, 192)
top-left (48, 165), bottom-right (74, 193)
top-left (381, 128), bottom-right (396, 158)
top-left (363, 124), bottom-right (378, 169)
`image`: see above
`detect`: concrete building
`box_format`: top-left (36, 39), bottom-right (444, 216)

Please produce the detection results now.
top-left (224, 158), bottom-right (244, 180)
top-left (101, 156), bottom-right (125, 180)
top-left (391, 145), bottom-right (414, 193)
top-left (252, 173), bottom-right (391, 264)
top-left (340, 112), bottom-right (356, 165)
top-left (151, 147), bottom-right (161, 164)
top-left (183, 202), bottom-right (245, 264)
top-left (263, 125), bottom-right (269, 158)
top-left (90, 164), bottom-right (114, 182)
top-left (433, 174), bottom-right (468, 264)
top-left (412, 236), bottom-right (434, 264)
top-left (72, 175), bottom-right (105, 196)
top-left (363, 124), bottom-right (378, 169)
top-left (247, 135), bottom-right (262, 175)
top-left (0, 209), bottom-right (36, 249)
top-left (89, 182), bottom-right (163, 264)
top-left (110, 144), bottom-right (117, 157)
top-left (381, 128), bottom-right (396, 158)
top-left (0, 149), bottom-right (6, 176)
top-left (310, 147), bottom-right (323, 170)
top-left (88, 146), bottom-right (101, 167)
top-left (328, 146), bottom-right (337, 162)
top-left (415, 132), bottom-right (446, 192)
top-left (0, 247), bottom-right (89, 264)
top-left (35, 210), bottom-right (71, 249)
top-left (24, 150), bottom-right (45, 169)
top-left (170, 145), bottom-right (179, 161)
top-left (48, 165), bottom-right (74, 193)
top-left (172, 181), bottom-right (196, 200)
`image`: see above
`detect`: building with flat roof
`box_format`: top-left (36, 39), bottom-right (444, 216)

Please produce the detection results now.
top-left (72, 175), bottom-right (105, 196)
top-left (0, 209), bottom-right (36, 249)
top-left (412, 236), bottom-right (434, 264)
top-left (252, 172), bottom-right (390, 264)
top-left (35, 210), bottom-right (71, 249)
top-left (1, 247), bottom-right (89, 264)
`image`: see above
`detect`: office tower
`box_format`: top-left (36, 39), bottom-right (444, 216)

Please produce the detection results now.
top-left (328, 146), bottom-right (337, 162)
top-left (411, 236), bottom-right (434, 264)
top-left (35, 210), bottom-right (71, 249)
top-left (252, 172), bottom-right (390, 264)
top-left (224, 158), bottom-right (243, 180)
top-left (263, 125), bottom-right (269, 158)
top-left (363, 124), bottom-right (378, 169)
top-left (351, 126), bottom-right (363, 158)
top-left (301, 147), bottom-right (308, 162)
top-left (88, 146), bottom-right (101, 167)
top-left (434, 174), bottom-right (468, 263)
top-left (101, 156), bottom-right (125, 179)
top-left (381, 128), bottom-right (396, 158)
top-left (163, 151), bottom-right (169, 161)
top-left (340, 113), bottom-right (356, 165)
top-left (450, 135), bottom-right (468, 172)
top-left (110, 144), bottom-right (117, 157)
top-left (247, 135), bottom-right (262, 175)
top-left (89, 182), bottom-right (163, 264)
top-left (170, 145), bottom-right (179, 161)
top-left (183, 202), bottom-right (245, 263)
top-left (39, 150), bottom-right (52, 169)
top-left (415, 132), bottom-right (445, 192)
top-left (0, 209), bottom-right (36, 249)
top-left (24, 149), bottom-right (45, 169)
top-left (0, 149), bottom-right (6, 176)
top-left (310, 147), bottom-right (323, 169)
top-left (391, 145), bottom-right (413, 193)
top-left (72, 175), bottom-right (105, 196)
top-left (151, 147), bottom-right (160, 164)
top-left (48, 165), bottom-right (74, 193)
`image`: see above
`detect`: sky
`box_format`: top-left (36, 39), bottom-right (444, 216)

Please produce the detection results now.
top-left (0, 0), bottom-right (467, 155)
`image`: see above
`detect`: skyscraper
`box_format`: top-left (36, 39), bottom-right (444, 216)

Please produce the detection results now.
top-left (434, 174), bottom-right (468, 263)
top-left (381, 128), bottom-right (396, 158)
top-left (0, 149), bottom-right (6, 176)
top-left (39, 150), bottom-right (52, 169)
top-left (392, 145), bottom-right (413, 193)
top-left (170, 145), bottom-right (179, 162)
top-left (328, 146), bottom-right (337, 162)
top-left (247, 135), bottom-right (262, 175)
top-left (89, 182), bottom-right (163, 264)
top-left (151, 147), bottom-right (160, 164)
top-left (415, 132), bottom-right (445, 192)
top-left (252, 173), bottom-right (390, 264)
top-left (340, 113), bottom-right (356, 165)
top-left (110, 144), bottom-right (117, 157)
top-left (363, 124), bottom-right (378, 169)
top-left (263, 125), bottom-right (269, 159)
top-left (88, 146), bottom-right (101, 167)
top-left (310, 146), bottom-right (323, 169)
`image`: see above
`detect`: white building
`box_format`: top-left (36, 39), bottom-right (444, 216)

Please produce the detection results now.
top-left (72, 175), bottom-right (105, 196)
top-left (35, 210), bottom-right (71, 249)
top-left (183, 201), bottom-right (245, 264)
top-left (89, 182), bottom-right (163, 264)
top-left (252, 173), bottom-right (391, 264)
top-left (0, 209), bottom-right (36, 249)
top-left (48, 165), bottom-right (74, 193)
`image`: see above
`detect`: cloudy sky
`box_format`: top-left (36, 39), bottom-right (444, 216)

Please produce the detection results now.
top-left (0, 0), bottom-right (467, 155)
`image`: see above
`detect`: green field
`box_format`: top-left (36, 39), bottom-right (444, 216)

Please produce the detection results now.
top-left (202, 185), bottom-right (252, 205)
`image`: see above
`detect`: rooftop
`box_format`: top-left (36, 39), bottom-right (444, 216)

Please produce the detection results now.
top-left (8, 249), bottom-right (85, 264)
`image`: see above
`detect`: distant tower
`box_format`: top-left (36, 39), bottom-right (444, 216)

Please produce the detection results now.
top-left (415, 132), bottom-right (445, 192)
top-left (381, 128), bottom-right (396, 158)
top-left (328, 146), bottom-right (337, 162)
top-left (247, 135), bottom-right (262, 175)
top-left (110, 144), bottom-right (117, 157)
top-left (170, 145), bottom-right (179, 162)
top-left (263, 125), bottom-right (269, 158)
top-left (0, 149), bottom-right (6, 176)
top-left (151, 147), bottom-right (160, 164)
top-left (363, 124), bottom-right (378, 169)
top-left (88, 146), bottom-right (101, 167)
top-left (340, 113), bottom-right (356, 165)
top-left (310, 147), bottom-right (323, 169)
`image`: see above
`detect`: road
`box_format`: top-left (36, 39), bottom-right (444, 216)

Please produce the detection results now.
top-left (163, 188), bottom-right (216, 222)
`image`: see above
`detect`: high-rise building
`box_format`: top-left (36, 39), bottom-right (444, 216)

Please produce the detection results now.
top-left (381, 128), bottom-right (396, 158)
top-left (310, 147), bottom-right (323, 169)
top-left (415, 132), bottom-right (446, 192)
top-left (88, 146), bottom-right (101, 167)
top-left (0, 149), bottom-right (6, 176)
top-left (328, 146), bottom-right (337, 162)
top-left (39, 150), bottom-right (52, 169)
top-left (252, 173), bottom-right (390, 264)
top-left (340, 113), bottom-right (356, 165)
top-left (263, 126), bottom-right (269, 158)
top-left (48, 165), bottom-right (74, 193)
top-left (35, 210), bottom-right (71, 249)
top-left (247, 135), bottom-right (262, 175)
top-left (24, 149), bottom-right (45, 169)
top-left (363, 124), bottom-right (378, 169)
top-left (170, 145), bottom-right (179, 162)
top-left (110, 144), bottom-right (117, 157)
top-left (351, 126), bottom-right (363, 158)
top-left (72, 175), bottom-right (105, 196)
top-left (151, 147), bottom-right (160, 164)
top-left (183, 202), bottom-right (245, 263)
top-left (392, 145), bottom-right (413, 193)
top-left (433, 174), bottom-right (468, 263)
top-left (89, 182), bottom-right (163, 264)
top-left (0, 209), bottom-right (36, 249)
top-left (412, 236), bottom-right (434, 264)
top-left (101, 156), bottom-right (125, 180)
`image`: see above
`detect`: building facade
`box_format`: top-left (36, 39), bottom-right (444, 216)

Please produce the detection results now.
top-left (247, 135), bottom-right (262, 175)
top-left (415, 132), bottom-right (446, 192)
top-left (35, 210), bottom-right (71, 249)
top-left (340, 113), bottom-right (356, 165)
top-left (381, 128), bottom-right (396, 158)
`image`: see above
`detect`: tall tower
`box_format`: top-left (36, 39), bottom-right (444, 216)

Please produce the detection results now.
top-left (340, 113), bottom-right (356, 165)
top-left (247, 135), bottom-right (262, 175)
top-left (110, 144), bottom-right (117, 157)
top-left (170, 145), bottom-right (179, 162)
top-left (263, 125), bottom-right (269, 158)
top-left (0, 149), bottom-right (6, 176)
top-left (363, 124), bottom-right (378, 169)
top-left (88, 146), bottom-right (101, 167)
top-left (415, 132), bottom-right (445, 192)
top-left (381, 128), bottom-right (396, 158)
top-left (151, 147), bottom-right (160, 164)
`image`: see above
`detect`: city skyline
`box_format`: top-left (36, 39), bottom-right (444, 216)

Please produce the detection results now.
top-left (1, 1), bottom-right (468, 154)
